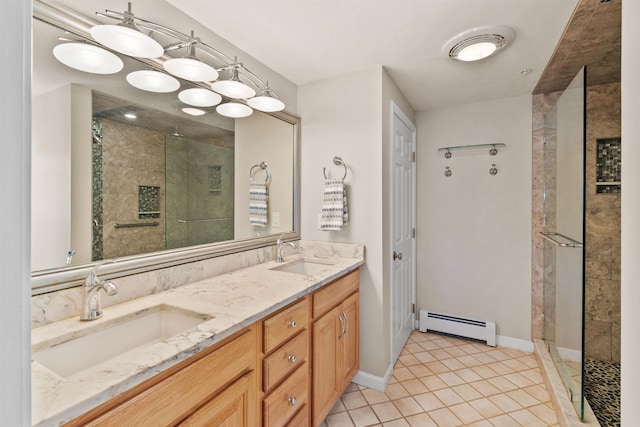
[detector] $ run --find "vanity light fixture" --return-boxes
[163,33,219,82]
[216,102,253,118]
[43,1,286,116]
[211,67,256,99]
[126,70,180,93]
[444,25,515,62]
[247,84,285,112]
[53,43,123,74]
[178,88,222,107]
[90,3,164,59]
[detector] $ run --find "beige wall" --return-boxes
[300,67,414,383]
[416,95,533,346]
[234,112,295,238]
[621,0,640,422]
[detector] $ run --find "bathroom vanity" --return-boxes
[31,243,363,427]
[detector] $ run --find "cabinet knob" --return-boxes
[393,251,403,261]
[288,320,297,328]
[288,396,297,406]
[288,354,297,364]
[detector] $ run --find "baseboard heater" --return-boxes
[419,309,496,347]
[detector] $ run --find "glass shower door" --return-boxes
[542,67,586,419]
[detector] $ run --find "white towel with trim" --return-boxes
[321,178,348,231]
[249,182,268,227]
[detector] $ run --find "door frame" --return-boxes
[389,101,417,363]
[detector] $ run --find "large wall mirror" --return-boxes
[32,0,300,294]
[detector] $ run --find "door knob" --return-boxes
[393,251,403,261]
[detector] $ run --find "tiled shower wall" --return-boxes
[100,119,166,258]
[585,82,621,362]
[531,83,621,363]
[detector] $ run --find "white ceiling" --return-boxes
[168,0,579,111]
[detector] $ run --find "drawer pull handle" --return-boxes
[288,396,297,406]
[338,313,345,340]
[288,354,297,363]
[288,320,297,328]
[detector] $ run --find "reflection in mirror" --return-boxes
[31,0,299,293]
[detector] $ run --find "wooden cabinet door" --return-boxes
[312,306,341,426]
[339,292,359,391]
[179,372,256,427]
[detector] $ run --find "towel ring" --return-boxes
[249,161,270,183]
[323,156,348,180]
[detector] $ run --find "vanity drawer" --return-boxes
[313,269,359,318]
[263,363,309,427]
[285,404,309,426]
[263,329,308,392]
[263,298,309,353]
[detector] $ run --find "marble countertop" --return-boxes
[32,248,364,426]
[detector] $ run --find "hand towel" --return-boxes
[249,182,268,227]
[320,178,348,231]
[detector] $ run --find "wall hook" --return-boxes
[489,164,498,175]
[444,149,452,159]
[489,145,498,156]
[444,166,452,177]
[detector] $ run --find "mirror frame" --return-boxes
[31,2,301,296]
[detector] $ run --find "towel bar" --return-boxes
[250,161,270,183]
[323,156,348,180]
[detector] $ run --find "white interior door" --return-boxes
[390,102,416,363]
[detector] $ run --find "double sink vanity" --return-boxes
[32,241,364,426]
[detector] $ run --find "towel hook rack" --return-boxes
[249,161,270,183]
[323,156,348,180]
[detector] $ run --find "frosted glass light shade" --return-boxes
[456,42,497,61]
[53,43,123,74]
[181,107,206,116]
[90,24,164,58]
[211,79,256,99]
[164,58,219,82]
[247,95,285,112]
[126,70,180,93]
[216,102,253,118]
[178,88,222,107]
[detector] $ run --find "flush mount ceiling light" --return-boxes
[53,43,123,74]
[90,4,164,59]
[178,88,222,107]
[211,68,256,99]
[247,85,285,112]
[444,25,515,62]
[216,102,253,118]
[126,70,180,93]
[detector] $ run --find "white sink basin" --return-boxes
[32,305,212,378]
[269,259,336,276]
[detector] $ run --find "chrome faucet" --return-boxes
[276,233,296,263]
[81,261,118,321]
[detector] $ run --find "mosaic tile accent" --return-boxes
[584,358,620,427]
[596,137,621,194]
[91,117,104,261]
[208,165,222,194]
[138,186,160,219]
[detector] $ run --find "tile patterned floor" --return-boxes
[584,359,620,427]
[321,331,559,427]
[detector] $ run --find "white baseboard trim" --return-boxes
[352,364,393,392]
[496,335,534,352]
[557,346,582,362]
